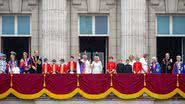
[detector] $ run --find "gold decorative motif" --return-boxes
[110,74,113,87]
[177,74,179,87]
[43,74,46,87]
[77,74,80,87]
[10,74,13,87]
[144,74,146,87]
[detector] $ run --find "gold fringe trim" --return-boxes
[0,88,185,100]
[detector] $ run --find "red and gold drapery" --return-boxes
[0,74,185,100]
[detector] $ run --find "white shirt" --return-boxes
[91,61,103,74]
[77,59,81,74]
[140,57,148,73]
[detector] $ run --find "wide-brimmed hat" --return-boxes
[0,53,6,57]
[10,51,16,56]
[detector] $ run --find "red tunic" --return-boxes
[106,62,117,73]
[60,64,68,73]
[67,61,77,71]
[51,64,60,74]
[133,62,142,74]
[42,63,52,74]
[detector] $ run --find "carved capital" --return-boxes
[178,0,185,11]
[106,0,115,5]
[28,0,37,6]
[72,0,82,5]
[150,0,160,6]
[149,0,166,12]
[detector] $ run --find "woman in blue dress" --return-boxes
[150,57,161,74]
[173,55,184,74]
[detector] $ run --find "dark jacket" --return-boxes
[123,64,132,73]
[116,63,124,73]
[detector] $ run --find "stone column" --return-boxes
[40,0,68,61]
[121,0,148,59]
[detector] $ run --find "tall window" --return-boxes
[173,16,185,34]
[157,15,185,35]
[95,16,108,34]
[1,15,31,36]
[18,16,30,35]
[157,16,170,34]
[79,15,108,36]
[80,16,92,34]
[2,16,15,34]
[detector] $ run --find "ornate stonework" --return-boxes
[149,0,165,12]
[150,0,185,13]
[0,0,38,13]
[178,0,185,11]
[72,0,116,12]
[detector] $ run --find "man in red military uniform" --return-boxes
[106,56,117,74]
[51,59,60,74]
[67,56,77,74]
[59,59,67,74]
[42,58,51,74]
[133,57,142,74]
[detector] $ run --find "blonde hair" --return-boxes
[135,56,140,61]
[176,55,181,59]
[96,56,100,60]
[151,57,157,62]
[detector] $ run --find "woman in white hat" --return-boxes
[8,51,20,74]
[91,56,103,74]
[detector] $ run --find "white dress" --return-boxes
[11,67,20,74]
[91,61,103,74]
[140,58,148,73]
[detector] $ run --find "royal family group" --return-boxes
[0,51,183,74]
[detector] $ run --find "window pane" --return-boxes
[2,16,15,34]
[80,16,92,34]
[95,16,108,34]
[173,16,185,34]
[157,16,170,34]
[18,16,30,34]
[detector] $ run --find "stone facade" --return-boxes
[0,0,185,62]
[70,0,119,59]
[148,0,185,58]
[39,0,69,60]
[0,0,39,54]
[121,0,148,60]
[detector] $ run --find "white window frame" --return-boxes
[78,15,109,37]
[0,15,32,37]
[157,15,185,37]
